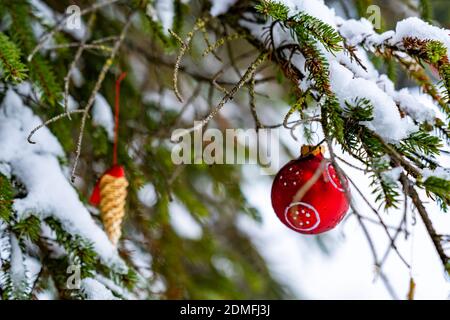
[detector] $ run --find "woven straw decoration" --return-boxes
[99,173,129,246]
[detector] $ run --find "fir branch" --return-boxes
[45,217,96,278]
[322,95,345,144]
[4,1,61,106]
[423,176,450,211]
[256,1,343,52]
[288,12,343,53]
[12,215,41,243]
[0,33,28,83]
[369,158,401,209]
[403,37,450,107]
[398,130,442,157]
[0,174,14,223]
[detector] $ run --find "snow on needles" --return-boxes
[329,62,417,142]
[241,0,427,142]
[81,278,116,300]
[0,89,126,272]
[337,16,450,56]
[392,17,450,57]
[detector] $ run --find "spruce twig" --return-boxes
[169,18,208,103]
[27,0,120,62]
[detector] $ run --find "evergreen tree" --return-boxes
[0,0,448,299]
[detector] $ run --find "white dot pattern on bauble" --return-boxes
[284,201,320,232]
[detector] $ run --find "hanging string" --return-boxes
[113,72,127,165]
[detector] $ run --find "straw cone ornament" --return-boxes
[90,165,128,246]
[90,72,128,246]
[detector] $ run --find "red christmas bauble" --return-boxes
[271,146,349,234]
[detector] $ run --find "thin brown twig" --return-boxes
[70,15,133,182]
[347,175,411,268]
[248,73,263,130]
[335,155,367,172]
[323,134,398,299]
[64,14,96,120]
[169,18,208,103]
[27,0,120,62]
[379,187,410,268]
[27,110,86,144]
[358,214,409,233]
[370,130,421,178]
[400,173,449,275]
[44,43,112,52]
[171,52,267,141]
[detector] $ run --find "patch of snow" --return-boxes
[210,0,238,16]
[71,67,84,88]
[329,62,417,142]
[95,274,134,299]
[31,0,87,41]
[35,290,56,300]
[0,163,12,178]
[377,75,436,123]
[123,239,153,280]
[66,95,79,112]
[391,17,450,57]
[338,18,375,47]
[30,0,56,25]
[81,278,116,300]
[15,82,35,98]
[143,89,182,111]
[280,0,337,27]
[381,167,403,183]
[395,88,436,123]
[337,18,395,47]
[0,223,9,264]
[211,255,237,278]
[336,49,378,79]
[422,167,450,180]
[137,183,157,208]
[9,234,29,296]
[169,201,203,240]
[155,0,174,34]
[92,93,115,141]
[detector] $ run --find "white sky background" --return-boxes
[238,146,450,300]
